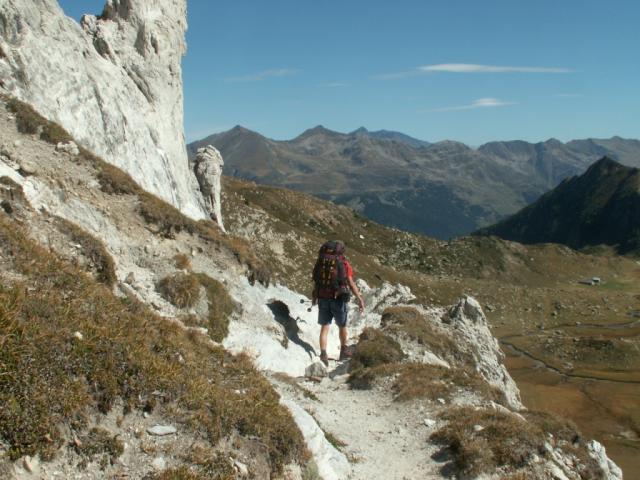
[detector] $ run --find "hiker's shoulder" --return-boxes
[343,258,354,276]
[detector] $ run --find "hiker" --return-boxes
[312,240,365,366]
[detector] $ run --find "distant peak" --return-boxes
[295,125,342,140]
[590,156,621,170]
[351,127,369,135]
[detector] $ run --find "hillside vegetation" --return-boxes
[477,157,640,255]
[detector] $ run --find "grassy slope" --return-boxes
[0,97,308,475]
[222,175,640,474]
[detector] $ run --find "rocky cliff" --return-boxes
[0,0,206,219]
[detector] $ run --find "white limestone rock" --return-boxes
[146,425,176,436]
[281,400,350,480]
[587,440,623,480]
[55,141,79,156]
[305,361,328,378]
[194,145,225,231]
[0,0,206,219]
[445,295,523,409]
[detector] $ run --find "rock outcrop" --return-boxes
[445,295,523,409]
[0,0,206,219]
[194,145,225,231]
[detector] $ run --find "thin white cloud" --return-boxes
[225,68,299,82]
[376,63,573,80]
[432,97,516,112]
[420,63,573,74]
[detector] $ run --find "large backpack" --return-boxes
[313,241,350,300]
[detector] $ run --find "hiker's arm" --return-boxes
[347,277,365,313]
[311,285,318,306]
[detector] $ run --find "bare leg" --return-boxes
[339,327,348,348]
[319,325,331,352]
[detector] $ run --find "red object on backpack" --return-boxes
[313,241,351,300]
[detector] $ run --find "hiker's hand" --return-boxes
[312,297,317,306]
[358,297,365,313]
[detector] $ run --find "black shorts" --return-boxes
[317,298,348,327]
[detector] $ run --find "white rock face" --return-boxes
[0,0,206,219]
[587,440,623,480]
[281,400,351,480]
[194,145,225,231]
[445,295,523,409]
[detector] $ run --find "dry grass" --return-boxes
[349,360,503,403]
[194,273,234,342]
[56,217,117,287]
[5,96,72,145]
[0,215,306,472]
[0,176,28,215]
[431,407,604,479]
[381,306,458,360]
[348,328,405,389]
[147,452,235,480]
[75,427,124,461]
[157,272,201,309]
[350,328,405,371]
[430,406,545,477]
[87,151,271,287]
[174,253,192,270]
[0,100,274,288]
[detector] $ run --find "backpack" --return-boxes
[313,240,350,300]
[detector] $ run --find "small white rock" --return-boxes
[305,361,328,378]
[147,425,177,436]
[423,418,436,428]
[437,398,446,405]
[234,460,249,476]
[73,331,84,341]
[473,424,484,432]
[151,457,166,470]
[22,455,39,473]
[18,160,37,175]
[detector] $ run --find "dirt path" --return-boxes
[274,362,445,480]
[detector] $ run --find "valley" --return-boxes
[222,177,640,477]
[190,126,640,240]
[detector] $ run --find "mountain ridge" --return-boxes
[476,156,640,254]
[188,125,640,239]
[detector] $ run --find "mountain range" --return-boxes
[188,126,640,239]
[477,157,640,255]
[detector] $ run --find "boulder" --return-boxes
[305,361,328,378]
[55,141,80,156]
[194,145,225,231]
[446,296,523,409]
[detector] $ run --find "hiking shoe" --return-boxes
[320,351,329,367]
[339,346,353,361]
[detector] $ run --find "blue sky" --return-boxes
[60,1,639,145]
